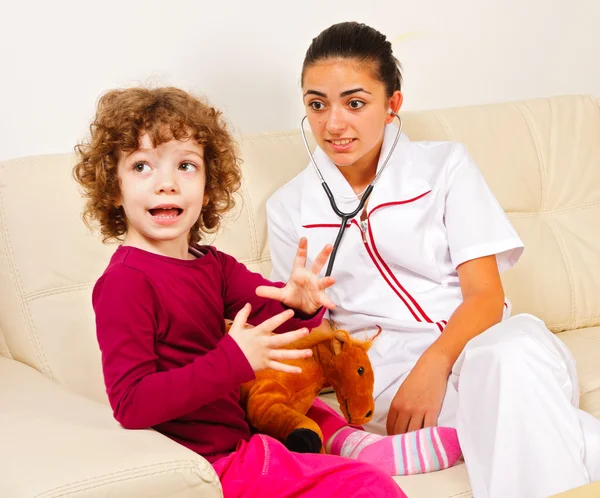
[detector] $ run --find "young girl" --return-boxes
[73,86,406,498]
[267,22,600,498]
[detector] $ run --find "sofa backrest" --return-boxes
[1,94,599,404]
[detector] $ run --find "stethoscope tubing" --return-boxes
[299,112,403,276]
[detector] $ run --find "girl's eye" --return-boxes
[309,101,325,111]
[179,162,197,172]
[133,162,150,173]
[349,100,365,110]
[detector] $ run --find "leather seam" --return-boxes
[0,174,52,376]
[433,111,455,140]
[543,214,577,326]
[241,129,305,141]
[0,323,11,358]
[239,180,260,263]
[551,317,600,332]
[32,461,221,498]
[507,201,600,217]
[25,283,94,302]
[515,102,548,212]
[24,256,275,302]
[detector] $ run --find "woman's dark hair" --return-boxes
[301,22,403,97]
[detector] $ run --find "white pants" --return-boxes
[366,314,600,498]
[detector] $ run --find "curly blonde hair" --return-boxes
[73,86,241,245]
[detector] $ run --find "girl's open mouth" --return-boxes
[148,207,183,225]
[149,207,183,218]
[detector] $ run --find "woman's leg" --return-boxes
[452,313,600,498]
[213,434,407,498]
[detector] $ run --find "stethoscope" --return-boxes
[299,110,403,277]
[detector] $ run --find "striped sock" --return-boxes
[329,426,461,476]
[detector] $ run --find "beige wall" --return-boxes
[0,0,598,161]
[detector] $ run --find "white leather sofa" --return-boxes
[1,94,599,497]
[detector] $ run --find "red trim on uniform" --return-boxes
[302,191,436,325]
[441,320,447,325]
[302,223,350,229]
[352,221,423,322]
[503,302,508,309]
[367,191,432,217]
[367,221,434,323]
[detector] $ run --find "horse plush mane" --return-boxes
[237,319,380,454]
[281,321,338,349]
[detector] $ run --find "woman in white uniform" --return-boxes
[267,21,600,498]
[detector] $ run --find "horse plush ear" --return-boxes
[331,330,349,355]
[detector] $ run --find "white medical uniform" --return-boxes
[267,124,600,498]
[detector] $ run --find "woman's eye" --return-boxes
[349,100,365,110]
[133,162,149,173]
[179,162,197,172]
[309,101,325,111]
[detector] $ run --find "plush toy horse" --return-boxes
[237,320,381,454]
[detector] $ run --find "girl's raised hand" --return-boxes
[256,238,336,315]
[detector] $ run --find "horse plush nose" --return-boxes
[341,396,375,425]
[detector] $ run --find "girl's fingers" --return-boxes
[266,327,309,347]
[317,291,336,310]
[267,361,303,374]
[255,285,285,301]
[231,303,251,328]
[290,267,308,286]
[255,309,295,333]
[292,237,308,269]
[309,244,333,274]
[268,348,312,361]
[318,276,336,290]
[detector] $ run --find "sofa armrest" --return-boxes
[0,357,222,498]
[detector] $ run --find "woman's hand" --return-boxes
[386,255,505,435]
[386,351,452,435]
[256,237,336,315]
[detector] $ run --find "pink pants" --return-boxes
[213,399,406,498]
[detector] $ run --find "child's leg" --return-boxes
[308,397,462,476]
[213,434,406,498]
[306,397,355,440]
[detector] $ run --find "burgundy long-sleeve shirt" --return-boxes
[92,245,325,462]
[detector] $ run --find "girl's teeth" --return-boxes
[332,139,352,145]
[149,208,181,218]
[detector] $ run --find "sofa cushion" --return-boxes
[394,462,471,498]
[0,357,220,498]
[0,95,599,403]
[557,326,600,418]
